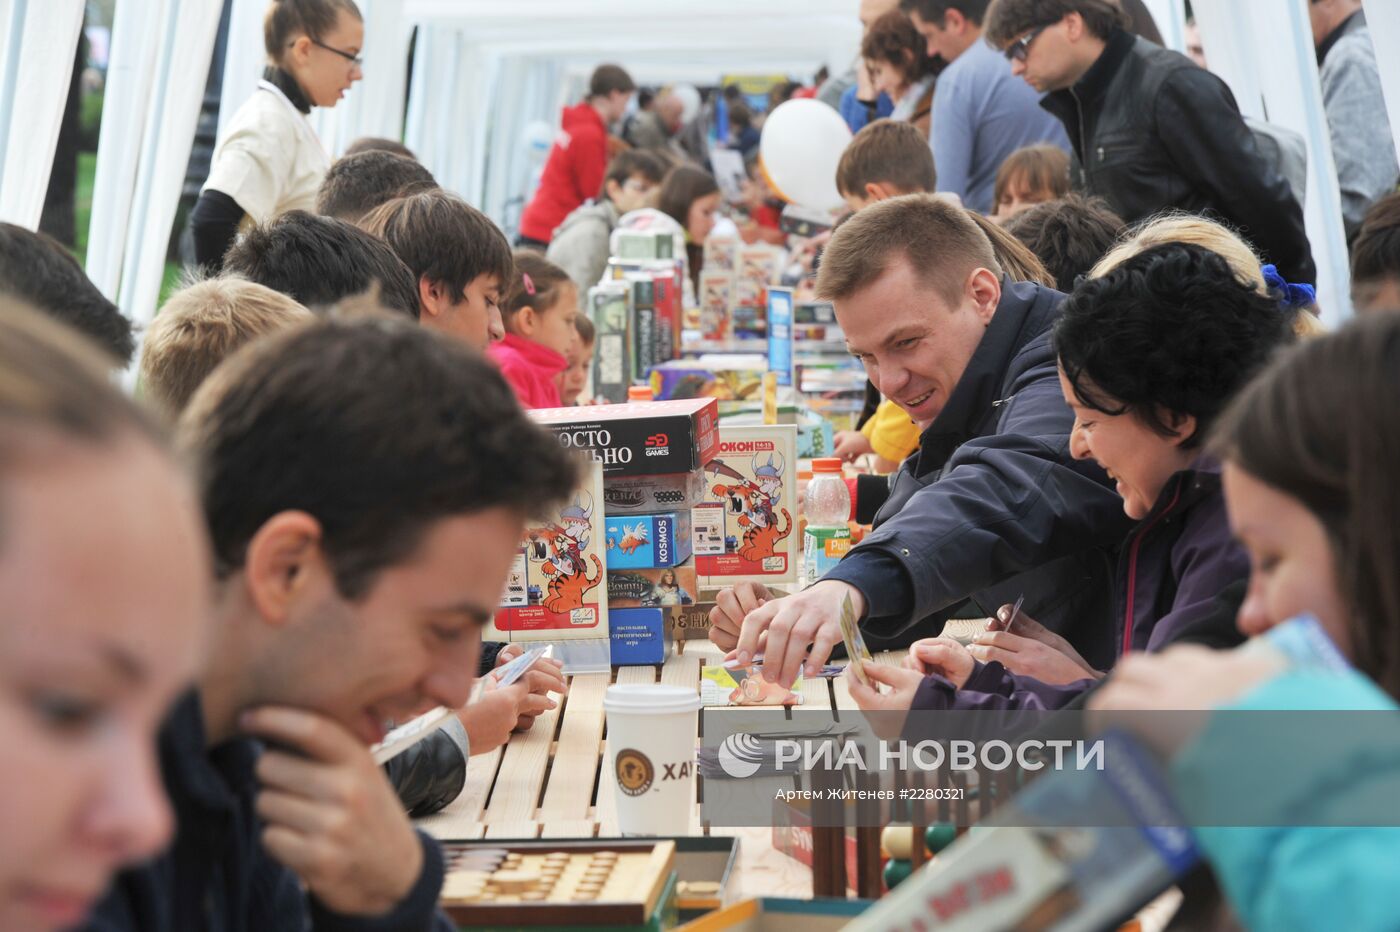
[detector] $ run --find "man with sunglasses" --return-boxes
[984,0,1316,287]
[900,1,1069,214]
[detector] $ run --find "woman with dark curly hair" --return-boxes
[861,11,939,137]
[851,241,1295,714]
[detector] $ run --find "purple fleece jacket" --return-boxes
[911,460,1248,712]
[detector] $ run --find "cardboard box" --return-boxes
[608,565,700,609]
[491,461,608,641]
[589,282,632,404]
[699,272,734,341]
[603,471,707,515]
[614,230,675,260]
[603,511,693,569]
[530,398,720,478]
[652,267,682,362]
[696,424,799,589]
[703,237,739,274]
[629,274,662,378]
[609,607,673,665]
[670,602,715,641]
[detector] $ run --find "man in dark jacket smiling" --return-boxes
[709,194,1131,686]
[983,0,1316,286]
[85,316,577,932]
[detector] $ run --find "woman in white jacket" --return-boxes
[191,0,364,269]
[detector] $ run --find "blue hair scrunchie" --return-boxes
[1261,264,1317,309]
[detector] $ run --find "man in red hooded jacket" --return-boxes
[519,64,637,247]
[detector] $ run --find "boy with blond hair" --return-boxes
[140,277,312,419]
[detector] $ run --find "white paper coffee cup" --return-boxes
[604,684,702,836]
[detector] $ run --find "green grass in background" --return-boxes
[74,151,185,309]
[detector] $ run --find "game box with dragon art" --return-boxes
[695,424,798,589]
[490,460,608,642]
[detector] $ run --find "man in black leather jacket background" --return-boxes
[984,0,1316,286]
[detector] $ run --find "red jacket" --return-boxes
[488,333,567,409]
[519,103,609,243]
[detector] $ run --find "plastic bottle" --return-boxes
[803,457,851,586]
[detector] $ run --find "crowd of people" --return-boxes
[2,0,1400,928]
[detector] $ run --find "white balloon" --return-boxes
[671,83,702,124]
[522,119,555,154]
[758,99,853,213]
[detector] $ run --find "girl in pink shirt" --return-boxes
[488,252,578,409]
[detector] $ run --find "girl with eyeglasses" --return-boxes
[190,0,365,271]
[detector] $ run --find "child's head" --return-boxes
[503,252,578,356]
[992,145,1071,222]
[602,151,666,215]
[1352,192,1400,313]
[860,11,937,101]
[264,0,364,108]
[560,315,596,405]
[656,166,722,244]
[835,119,937,212]
[141,276,313,420]
[317,150,438,223]
[360,189,513,350]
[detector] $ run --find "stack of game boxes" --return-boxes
[499,399,804,667]
[525,398,720,665]
[588,231,686,403]
[698,238,786,340]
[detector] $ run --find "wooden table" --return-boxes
[415,640,910,900]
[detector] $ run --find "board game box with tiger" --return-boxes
[490,460,608,641]
[694,424,798,589]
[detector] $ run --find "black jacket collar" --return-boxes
[262,66,312,114]
[915,279,1063,466]
[1067,28,1136,108]
[1317,9,1365,65]
[162,690,260,818]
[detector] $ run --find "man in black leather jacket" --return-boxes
[984,0,1316,286]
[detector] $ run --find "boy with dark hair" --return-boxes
[1002,192,1124,292]
[360,189,515,349]
[316,150,439,223]
[222,210,422,318]
[344,136,418,160]
[835,119,938,211]
[518,63,637,247]
[1351,191,1400,312]
[0,221,134,367]
[983,0,1316,285]
[900,0,1070,213]
[92,311,579,932]
[546,149,666,300]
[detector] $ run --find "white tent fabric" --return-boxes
[1138,0,1187,53]
[0,0,85,228]
[1194,0,1352,325]
[1364,0,1400,177]
[87,0,223,339]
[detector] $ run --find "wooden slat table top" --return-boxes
[415,641,908,900]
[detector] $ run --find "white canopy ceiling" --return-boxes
[6,0,1396,334]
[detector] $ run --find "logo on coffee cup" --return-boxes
[616,748,655,796]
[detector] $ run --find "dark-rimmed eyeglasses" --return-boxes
[1003,23,1049,63]
[306,38,363,68]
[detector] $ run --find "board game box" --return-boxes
[603,511,693,569]
[530,398,720,478]
[589,282,632,404]
[608,565,700,609]
[603,471,707,515]
[695,424,798,589]
[491,461,608,642]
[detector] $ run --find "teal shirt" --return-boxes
[1172,670,1400,930]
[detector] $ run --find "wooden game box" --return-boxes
[438,838,677,927]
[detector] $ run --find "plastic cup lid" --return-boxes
[604,683,701,713]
